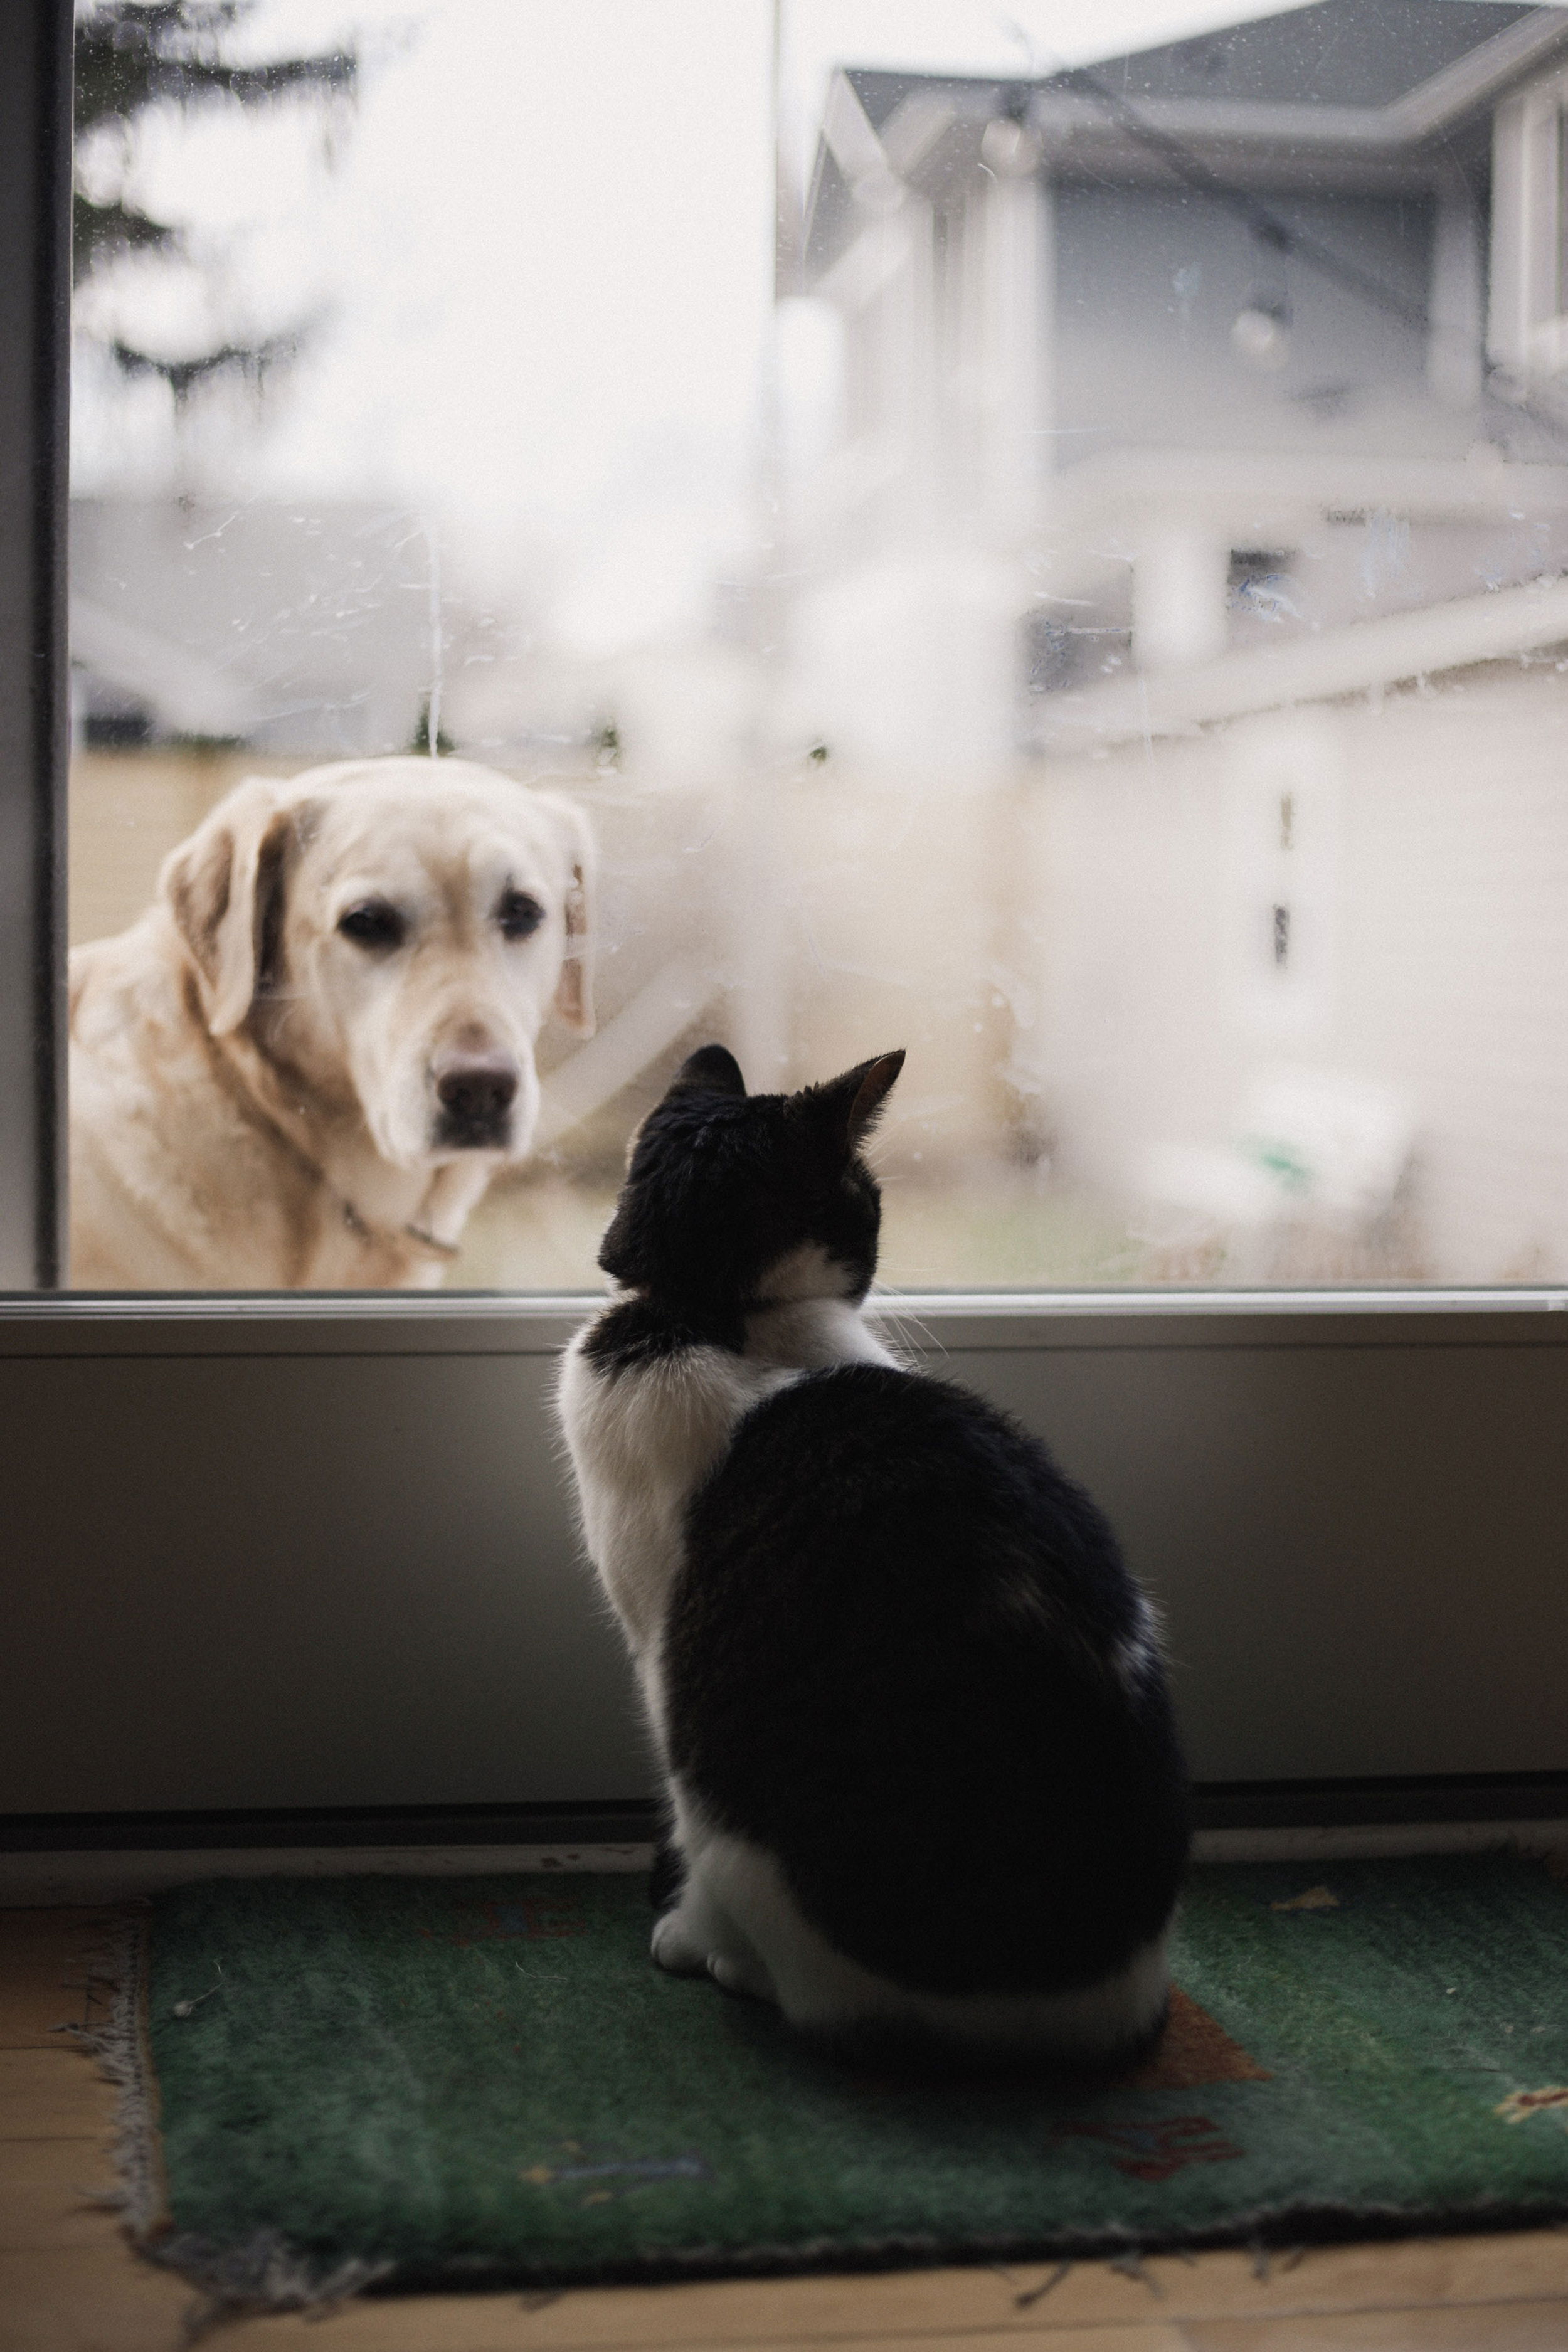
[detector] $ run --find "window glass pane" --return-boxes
[69,0,1568,1292]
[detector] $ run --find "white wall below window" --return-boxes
[1,1296,1564,1821]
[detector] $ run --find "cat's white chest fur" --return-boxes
[556,1277,896,1700]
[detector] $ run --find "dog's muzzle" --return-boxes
[433,1052,521,1150]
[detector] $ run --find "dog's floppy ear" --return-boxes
[159,776,295,1037]
[536,791,596,1037]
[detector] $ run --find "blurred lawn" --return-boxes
[450,1165,1158,1295]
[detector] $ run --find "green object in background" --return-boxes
[135,1855,1568,2296]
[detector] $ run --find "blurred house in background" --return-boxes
[72,501,442,755]
[765,0,1568,1281]
[789,0,1568,750]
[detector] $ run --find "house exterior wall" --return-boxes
[1019,661,1568,1283]
[1051,184,1447,461]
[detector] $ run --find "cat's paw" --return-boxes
[707,1950,774,2003]
[650,1909,709,1977]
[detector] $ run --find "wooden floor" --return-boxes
[4,1908,1567,2352]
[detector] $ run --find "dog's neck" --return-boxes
[209,1019,492,1271]
[320,1141,492,1266]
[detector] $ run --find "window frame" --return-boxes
[0,0,69,1291]
[6,0,1567,1843]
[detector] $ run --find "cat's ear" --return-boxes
[807,1050,905,1153]
[668,1043,747,1098]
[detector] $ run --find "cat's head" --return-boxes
[598,1045,904,1314]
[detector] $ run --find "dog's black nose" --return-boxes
[435,1056,519,1142]
[437,1059,519,1121]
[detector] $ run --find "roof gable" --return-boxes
[1050,1,1543,113]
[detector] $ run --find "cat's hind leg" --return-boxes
[649,1832,686,1917]
[708,1949,773,1999]
[650,1860,777,2003]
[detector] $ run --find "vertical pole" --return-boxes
[978,152,1047,544]
[1428,171,1484,412]
[731,0,793,1091]
[1133,530,1231,674]
[0,0,72,1286]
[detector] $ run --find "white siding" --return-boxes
[1024,661,1568,1281]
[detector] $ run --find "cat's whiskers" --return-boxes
[862,1285,940,1365]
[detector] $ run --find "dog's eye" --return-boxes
[337,899,406,950]
[496,889,544,941]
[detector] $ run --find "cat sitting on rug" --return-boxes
[557,1045,1189,2066]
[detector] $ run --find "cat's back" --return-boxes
[678,1360,1134,1656]
[664,1361,1189,1999]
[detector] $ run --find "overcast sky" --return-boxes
[72,0,1351,649]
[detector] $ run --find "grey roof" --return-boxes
[1047,1,1543,113]
[70,500,439,756]
[802,3,1568,287]
[839,0,1568,152]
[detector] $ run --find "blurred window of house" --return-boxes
[68,0,1568,1294]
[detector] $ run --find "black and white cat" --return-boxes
[557,1044,1189,2065]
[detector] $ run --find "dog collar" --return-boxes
[338,1196,462,1263]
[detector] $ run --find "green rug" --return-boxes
[115,1855,1568,2302]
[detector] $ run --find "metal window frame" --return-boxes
[0,0,70,1290]
[5,3,1567,1843]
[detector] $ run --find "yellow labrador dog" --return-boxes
[69,756,594,1288]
